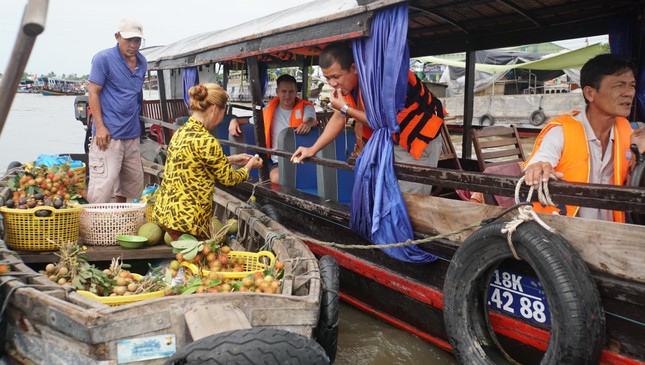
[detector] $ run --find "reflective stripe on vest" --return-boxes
[351,71,445,160]
[523,114,632,222]
[262,97,315,149]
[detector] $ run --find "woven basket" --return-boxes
[0,205,82,251]
[80,203,146,246]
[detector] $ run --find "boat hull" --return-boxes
[224,182,645,365]
[0,185,323,364]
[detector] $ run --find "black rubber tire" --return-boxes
[479,114,495,126]
[316,255,340,363]
[529,110,546,126]
[627,161,645,225]
[443,220,605,365]
[5,161,22,173]
[165,328,329,365]
[260,204,281,223]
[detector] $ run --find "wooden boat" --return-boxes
[136,0,645,364]
[0,178,333,364]
[37,77,85,96]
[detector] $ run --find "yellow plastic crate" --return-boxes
[77,274,166,306]
[183,250,275,279]
[0,205,82,251]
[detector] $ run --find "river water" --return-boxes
[0,93,457,364]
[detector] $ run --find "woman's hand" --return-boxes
[228,153,253,166]
[244,154,263,170]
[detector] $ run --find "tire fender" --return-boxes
[627,161,645,225]
[316,255,340,363]
[166,328,329,365]
[479,114,495,126]
[260,203,281,223]
[443,220,605,365]
[529,109,546,126]
[5,161,22,173]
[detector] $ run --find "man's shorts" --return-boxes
[87,138,144,203]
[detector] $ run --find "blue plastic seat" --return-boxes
[277,128,321,196]
[228,123,258,179]
[317,128,356,205]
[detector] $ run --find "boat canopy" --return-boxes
[142,0,640,71]
[416,43,607,74]
[142,0,404,70]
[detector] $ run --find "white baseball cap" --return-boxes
[117,17,144,39]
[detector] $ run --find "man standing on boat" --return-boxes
[290,43,445,194]
[523,54,645,222]
[86,17,147,203]
[229,74,316,184]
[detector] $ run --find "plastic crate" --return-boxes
[80,203,146,246]
[0,205,82,251]
[76,274,166,306]
[182,250,275,279]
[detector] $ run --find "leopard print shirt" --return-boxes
[153,117,249,237]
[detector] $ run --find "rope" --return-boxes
[501,175,557,260]
[292,202,530,251]
[260,231,285,252]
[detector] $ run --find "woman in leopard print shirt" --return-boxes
[153,83,262,240]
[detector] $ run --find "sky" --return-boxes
[0,0,313,77]
[0,0,608,78]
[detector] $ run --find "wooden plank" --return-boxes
[481,147,522,159]
[185,304,251,340]
[16,245,174,264]
[479,137,520,148]
[403,193,645,283]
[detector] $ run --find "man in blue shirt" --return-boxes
[87,17,147,203]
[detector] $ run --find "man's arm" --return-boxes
[88,82,110,151]
[228,116,248,137]
[523,127,564,185]
[294,105,317,134]
[291,111,345,162]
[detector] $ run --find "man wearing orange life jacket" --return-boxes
[523,54,645,222]
[290,43,445,195]
[229,74,316,183]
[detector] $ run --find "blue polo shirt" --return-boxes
[89,45,147,140]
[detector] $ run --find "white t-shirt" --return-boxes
[525,111,614,221]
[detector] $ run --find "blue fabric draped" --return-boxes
[349,3,437,263]
[609,16,644,121]
[182,67,199,109]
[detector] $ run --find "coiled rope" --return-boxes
[501,174,557,259]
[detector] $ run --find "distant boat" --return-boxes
[36,77,86,96]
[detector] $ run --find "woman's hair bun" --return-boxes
[189,84,208,101]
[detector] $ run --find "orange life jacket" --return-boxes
[523,114,632,222]
[262,97,315,149]
[346,71,445,160]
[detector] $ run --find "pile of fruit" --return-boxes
[2,162,86,211]
[42,241,166,297]
[167,216,284,295]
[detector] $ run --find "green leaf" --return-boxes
[182,245,200,261]
[207,279,222,287]
[181,286,198,295]
[178,234,198,241]
[26,186,35,195]
[171,240,200,250]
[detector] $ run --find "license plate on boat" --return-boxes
[117,334,176,364]
[487,269,551,326]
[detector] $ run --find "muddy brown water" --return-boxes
[1,94,457,364]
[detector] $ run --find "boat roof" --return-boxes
[142,0,641,70]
